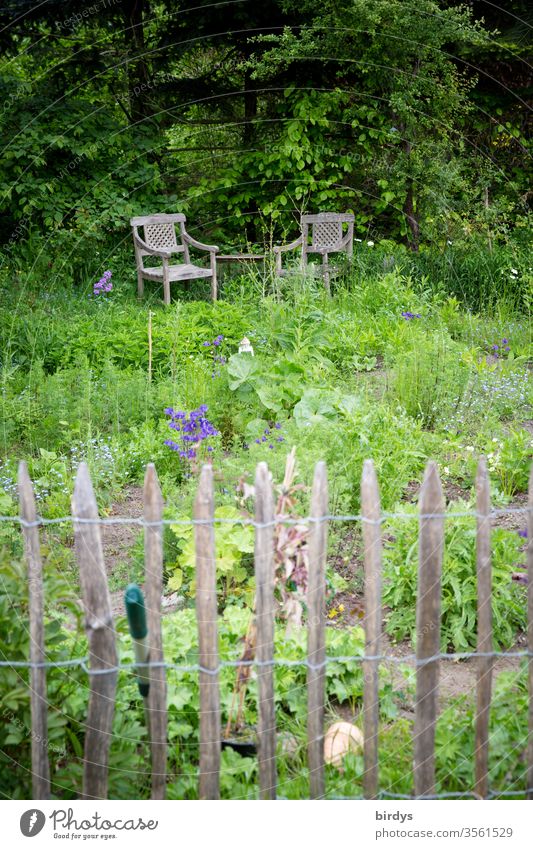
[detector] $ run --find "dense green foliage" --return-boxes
[0,0,531,265]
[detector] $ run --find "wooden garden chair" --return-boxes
[130,213,219,304]
[273,212,354,293]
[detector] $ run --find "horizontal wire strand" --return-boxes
[1,503,531,528]
[1,649,531,674]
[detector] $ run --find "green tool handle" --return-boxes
[124,584,150,697]
[132,637,150,698]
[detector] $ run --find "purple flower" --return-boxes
[274,423,282,430]
[264,428,270,435]
[164,404,219,460]
[203,341,211,347]
[268,444,274,449]
[93,270,113,295]
[401,311,421,320]
[277,436,284,442]
[254,438,261,444]
[518,528,528,539]
[502,338,508,344]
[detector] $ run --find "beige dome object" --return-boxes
[324,721,364,769]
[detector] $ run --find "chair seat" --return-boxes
[141,263,213,281]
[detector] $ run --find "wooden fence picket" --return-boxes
[474,458,493,799]
[72,462,118,801]
[18,461,50,800]
[527,465,533,800]
[414,461,444,798]
[254,462,277,799]
[194,464,221,799]
[361,459,383,800]
[143,463,167,799]
[307,461,328,800]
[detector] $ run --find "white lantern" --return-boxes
[238,336,254,356]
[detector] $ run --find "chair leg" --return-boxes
[163,273,170,305]
[137,269,144,298]
[323,253,331,296]
[210,254,217,301]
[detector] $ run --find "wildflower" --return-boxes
[93,270,113,295]
[367,240,374,247]
[274,423,282,430]
[401,311,422,320]
[518,528,528,539]
[164,405,219,460]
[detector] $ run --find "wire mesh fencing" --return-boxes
[2,455,532,800]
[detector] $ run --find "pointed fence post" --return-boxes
[307,461,328,799]
[526,465,533,799]
[72,463,118,800]
[18,461,50,800]
[414,462,444,798]
[361,460,383,800]
[194,464,220,799]
[474,458,493,799]
[144,463,167,799]
[254,462,276,799]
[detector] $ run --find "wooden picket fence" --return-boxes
[17,457,533,801]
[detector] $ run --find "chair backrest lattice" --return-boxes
[301,213,354,253]
[312,221,344,249]
[130,214,188,261]
[144,222,180,252]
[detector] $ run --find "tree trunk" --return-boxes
[122,0,151,121]
[243,67,259,243]
[404,179,420,252]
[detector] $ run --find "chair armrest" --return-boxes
[273,235,303,254]
[133,233,172,259]
[182,231,219,252]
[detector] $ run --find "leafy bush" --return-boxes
[382,501,526,651]
[389,332,469,428]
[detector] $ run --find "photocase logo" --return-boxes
[20,810,46,837]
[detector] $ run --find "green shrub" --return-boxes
[382,501,526,651]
